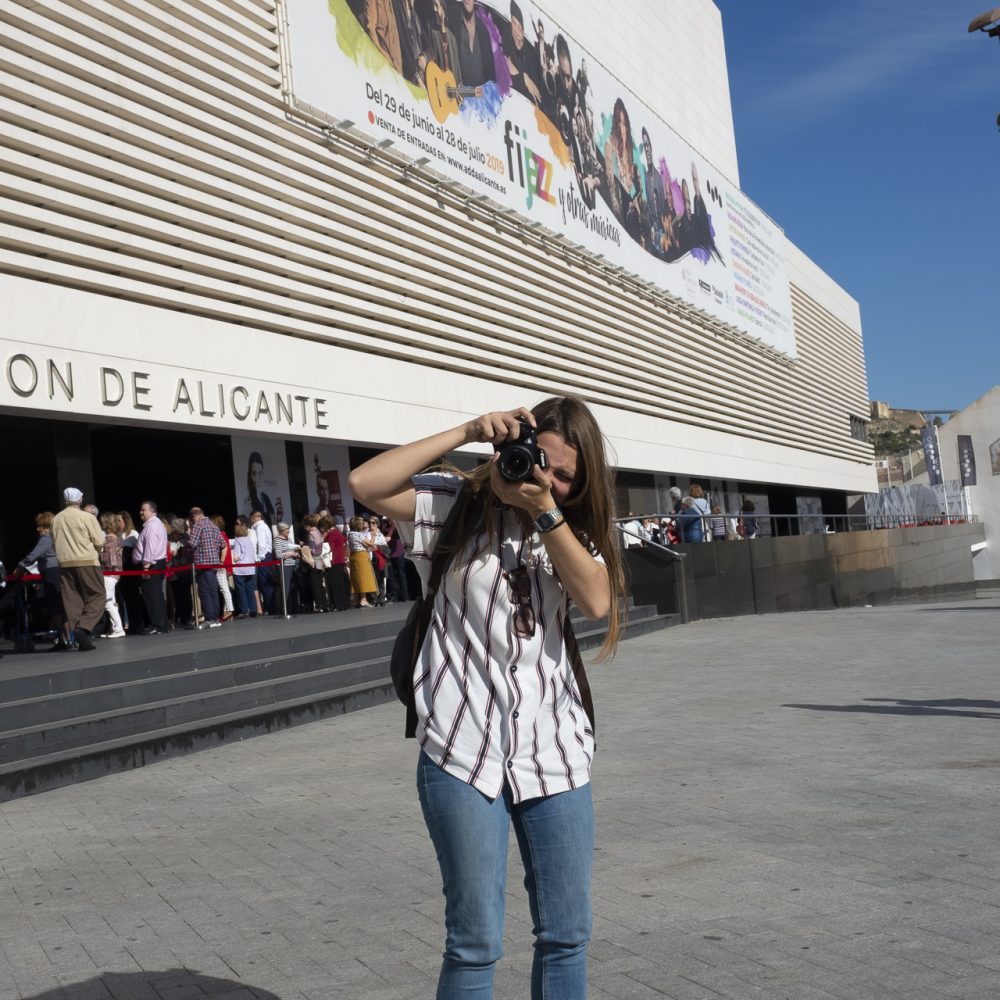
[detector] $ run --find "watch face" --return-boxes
[535,509,561,531]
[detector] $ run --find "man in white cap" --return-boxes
[50,487,106,651]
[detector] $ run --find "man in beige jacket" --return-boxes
[51,487,105,651]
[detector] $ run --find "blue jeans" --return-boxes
[256,565,274,614]
[195,569,219,623]
[416,752,593,999]
[233,574,257,616]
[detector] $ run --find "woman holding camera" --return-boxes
[349,396,625,1000]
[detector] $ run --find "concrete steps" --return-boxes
[0,602,677,800]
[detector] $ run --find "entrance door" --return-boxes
[91,426,237,525]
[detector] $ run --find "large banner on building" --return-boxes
[283,0,796,356]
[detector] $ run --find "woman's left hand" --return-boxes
[489,456,555,518]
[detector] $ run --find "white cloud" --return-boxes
[741,3,973,120]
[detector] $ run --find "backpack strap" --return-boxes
[561,614,596,740]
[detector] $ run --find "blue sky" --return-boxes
[715,0,999,414]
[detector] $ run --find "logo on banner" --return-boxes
[957,435,977,486]
[504,121,556,211]
[920,426,943,486]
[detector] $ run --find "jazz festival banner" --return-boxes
[283,0,797,356]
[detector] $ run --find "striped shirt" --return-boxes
[397,473,596,803]
[274,535,299,562]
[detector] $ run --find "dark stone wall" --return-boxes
[626,522,986,621]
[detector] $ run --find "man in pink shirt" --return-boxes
[133,499,169,633]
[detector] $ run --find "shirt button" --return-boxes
[507,761,514,770]
[511,665,518,673]
[512,710,519,719]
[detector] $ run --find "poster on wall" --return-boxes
[307,443,354,517]
[283,0,796,356]
[232,437,292,527]
[795,495,824,534]
[864,482,967,526]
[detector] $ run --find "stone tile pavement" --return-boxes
[1,600,999,999]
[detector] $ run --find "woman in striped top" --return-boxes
[349,396,625,1000]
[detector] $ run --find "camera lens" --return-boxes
[498,446,533,482]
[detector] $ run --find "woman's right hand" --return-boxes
[351,409,533,523]
[462,408,535,445]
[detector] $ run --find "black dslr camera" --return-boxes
[495,417,548,483]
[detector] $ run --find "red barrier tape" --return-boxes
[3,559,283,584]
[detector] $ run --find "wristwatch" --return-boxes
[533,507,565,534]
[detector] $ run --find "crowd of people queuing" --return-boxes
[2,478,763,652]
[619,485,760,548]
[2,487,417,652]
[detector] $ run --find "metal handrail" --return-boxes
[617,526,689,625]
[616,526,685,561]
[616,512,976,533]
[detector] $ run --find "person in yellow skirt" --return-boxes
[346,515,378,608]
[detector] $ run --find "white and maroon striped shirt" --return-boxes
[397,473,596,802]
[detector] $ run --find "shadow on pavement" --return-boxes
[920,606,1000,612]
[867,697,1000,710]
[783,698,1000,720]
[22,969,281,999]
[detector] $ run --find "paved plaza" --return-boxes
[1,600,998,1000]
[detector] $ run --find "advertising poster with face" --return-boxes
[307,444,354,517]
[283,0,796,355]
[232,437,292,528]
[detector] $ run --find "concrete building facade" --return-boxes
[0,0,875,560]
[933,387,1000,581]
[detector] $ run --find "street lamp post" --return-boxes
[968,6,1000,128]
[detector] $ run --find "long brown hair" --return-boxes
[444,396,626,660]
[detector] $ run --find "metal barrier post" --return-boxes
[278,557,292,620]
[676,557,689,625]
[14,584,35,652]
